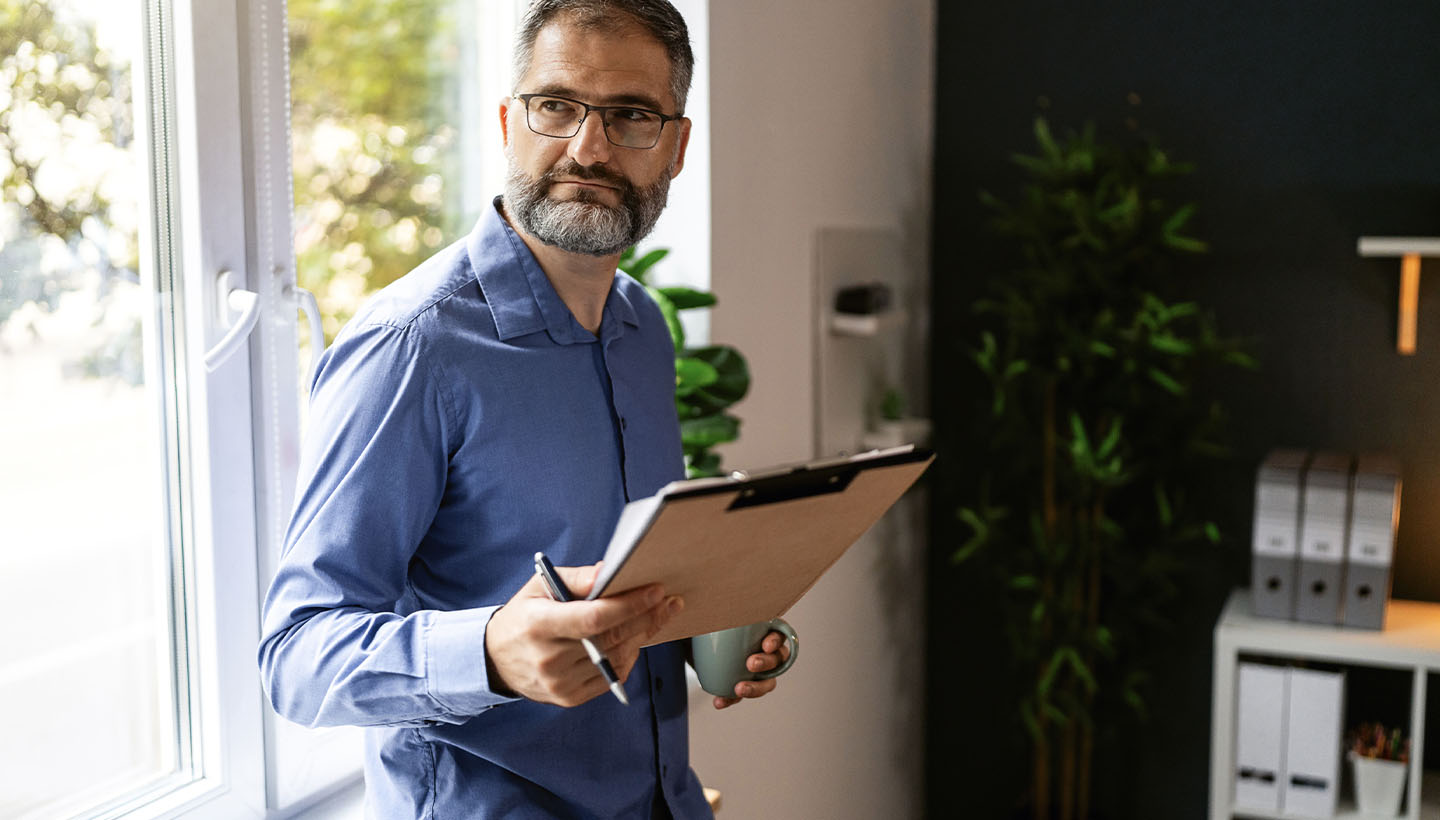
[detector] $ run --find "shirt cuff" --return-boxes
[425,605,523,716]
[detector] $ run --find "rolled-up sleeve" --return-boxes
[258,322,518,728]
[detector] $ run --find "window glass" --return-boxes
[289,0,500,344]
[0,0,185,815]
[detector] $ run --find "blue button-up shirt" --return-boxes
[259,199,711,819]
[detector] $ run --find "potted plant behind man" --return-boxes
[952,118,1255,820]
[620,246,750,478]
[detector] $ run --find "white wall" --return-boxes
[690,1,935,818]
[707,0,934,466]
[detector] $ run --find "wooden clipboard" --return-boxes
[586,445,934,646]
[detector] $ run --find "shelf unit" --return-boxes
[1211,589,1440,819]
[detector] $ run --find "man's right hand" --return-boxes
[484,563,683,707]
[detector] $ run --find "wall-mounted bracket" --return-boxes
[1357,237,1440,355]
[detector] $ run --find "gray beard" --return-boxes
[504,159,671,257]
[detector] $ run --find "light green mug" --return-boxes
[689,618,799,698]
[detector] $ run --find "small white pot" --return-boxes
[1351,752,1406,817]
[860,418,932,451]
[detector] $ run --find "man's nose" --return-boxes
[567,112,612,166]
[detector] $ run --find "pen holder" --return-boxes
[1351,752,1406,817]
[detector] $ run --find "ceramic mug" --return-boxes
[690,618,798,697]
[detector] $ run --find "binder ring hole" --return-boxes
[1266,577,1281,591]
[1312,580,1327,595]
[1358,584,1372,599]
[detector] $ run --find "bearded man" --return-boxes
[258,1,785,817]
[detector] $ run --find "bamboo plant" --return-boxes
[954,118,1255,820]
[620,246,750,478]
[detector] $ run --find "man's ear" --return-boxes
[669,117,692,179]
[499,96,514,149]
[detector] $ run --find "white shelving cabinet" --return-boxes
[1211,588,1440,820]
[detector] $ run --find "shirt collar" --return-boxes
[469,197,641,345]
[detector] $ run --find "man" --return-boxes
[258,1,788,817]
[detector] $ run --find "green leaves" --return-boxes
[646,285,686,350]
[1161,203,1207,253]
[957,117,1256,760]
[630,245,751,478]
[1039,647,1097,699]
[1146,366,1185,395]
[675,356,718,395]
[1065,412,1128,487]
[658,286,716,310]
[953,501,1008,565]
[972,331,1028,417]
[677,345,750,417]
[618,247,669,285]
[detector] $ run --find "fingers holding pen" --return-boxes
[595,594,684,651]
[592,593,684,680]
[490,560,684,706]
[535,581,664,638]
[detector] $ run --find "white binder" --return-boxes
[1235,662,1288,812]
[1251,450,1309,620]
[1281,667,1345,817]
[1343,456,1401,630]
[1297,453,1353,625]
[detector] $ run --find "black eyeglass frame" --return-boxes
[513,92,683,149]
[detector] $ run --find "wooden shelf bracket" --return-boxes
[1357,237,1440,355]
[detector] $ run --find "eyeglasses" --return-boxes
[513,93,681,149]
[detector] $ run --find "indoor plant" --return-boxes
[952,118,1255,820]
[619,246,750,478]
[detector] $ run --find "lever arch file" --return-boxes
[1252,450,1309,620]
[1235,662,1288,812]
[1343,456,1401,630]
[1297,453,1353,625]
[1281,667,1344,817]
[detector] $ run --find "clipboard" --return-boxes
[586,444,934,646]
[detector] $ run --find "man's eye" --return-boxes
[613,108,655,123]
[537,99,576,115]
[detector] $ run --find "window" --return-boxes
[1,0,268,815]
[0,1,188,814]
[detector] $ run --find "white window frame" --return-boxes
[240,0,366,803]
[129,0,268,815]
[89,0,317,815]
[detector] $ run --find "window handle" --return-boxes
[204,269,262,372]
[291,285,324,383]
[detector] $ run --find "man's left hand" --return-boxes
[712,629,791,710]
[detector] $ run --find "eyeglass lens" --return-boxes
[525,95,665,148]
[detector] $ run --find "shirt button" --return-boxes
[655,676,664,691]
[620,417,628,430]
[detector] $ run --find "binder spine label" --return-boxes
[1346,486,1397,566]
[1299,486,1347,563]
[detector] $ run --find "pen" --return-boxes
[533,552,629,706]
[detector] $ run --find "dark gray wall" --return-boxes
[927,3,1440,817]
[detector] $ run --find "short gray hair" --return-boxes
[512,0,694,114]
